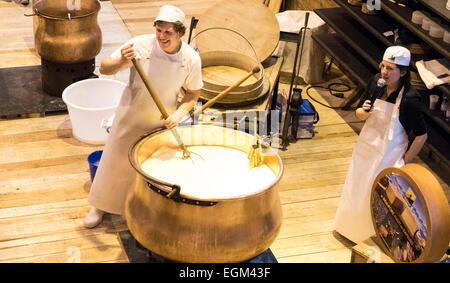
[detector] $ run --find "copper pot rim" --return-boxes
[33,0,101,20]
[128,125,284,202]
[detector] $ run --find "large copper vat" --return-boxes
[125,125,283,263]
[32,0,102,63]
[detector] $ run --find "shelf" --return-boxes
[418,0,450,23]
[315,1,449,163]
[380,0,450,58]
[311,32,377,88]
[315,7,386,70]
[334,0,396,47]
[422,111,450,161]
[336,1,450,99]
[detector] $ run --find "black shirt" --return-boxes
[358,74,427,136]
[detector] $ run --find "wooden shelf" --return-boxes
[335,1,450,99]
[334,0,396,47]
[419,0,450,23]
[315,7,386,70]
[378,1,450,99]
[311,32,377,88]
[380,0,450,59]
[314,3,449,163]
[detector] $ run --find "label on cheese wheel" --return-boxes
[371,172,427,262]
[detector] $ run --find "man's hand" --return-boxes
[120,43,136,61]
[162,109,188,130]
[99,43,135,75]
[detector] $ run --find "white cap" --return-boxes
[155,5,186,26]
[383,46,411,66]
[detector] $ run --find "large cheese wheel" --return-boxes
[370,164,450,263]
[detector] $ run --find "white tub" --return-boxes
[62,78,126,144]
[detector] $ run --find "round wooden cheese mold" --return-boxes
[200,77,270,107]
[370,164,450,263]
[198,50,268,106]
[200,51,264,93]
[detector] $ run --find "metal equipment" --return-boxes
[280,12,310,150]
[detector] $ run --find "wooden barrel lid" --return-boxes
[194,0,280,63]
[370,164,450,263]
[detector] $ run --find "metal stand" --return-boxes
[280,12,310,151]
[118,230,278,263]
[187,17,199,45]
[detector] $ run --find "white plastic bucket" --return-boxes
[62,78,126,144]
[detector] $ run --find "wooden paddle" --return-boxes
[131,58,191,159]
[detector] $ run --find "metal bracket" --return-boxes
[280,12,310,150]
[187,17,199,45]
[147,182,218,207]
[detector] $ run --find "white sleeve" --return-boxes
[109,35,152,60]
[109,40,131,60]
[184,53,204,91]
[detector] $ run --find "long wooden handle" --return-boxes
[131,58,189,155]
[131,58,170,119]
[192,66,261,116]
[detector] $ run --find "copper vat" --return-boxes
[32,0,102,63]
[125,125,283,263]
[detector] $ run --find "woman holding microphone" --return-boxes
[334,46,428,244]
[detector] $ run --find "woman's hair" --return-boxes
[153,20,186,36]
[397,64,411,93]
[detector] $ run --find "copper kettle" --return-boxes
[28,0,102,63]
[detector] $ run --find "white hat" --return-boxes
[383,46,411,66]
[155,5,186,26]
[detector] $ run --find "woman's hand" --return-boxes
[362,100,372,112]
[355,100,372,121]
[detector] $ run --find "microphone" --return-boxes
[365,78,386,112]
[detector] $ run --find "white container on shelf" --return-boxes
[422,17,440,31]
[429,23,445,38]
[411,11,429,25]
[444,30,450,44]
[429,94,439,110]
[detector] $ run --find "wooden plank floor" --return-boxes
[0,0,448,263]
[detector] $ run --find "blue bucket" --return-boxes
[87,150,103,182]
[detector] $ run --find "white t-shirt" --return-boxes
[110,34,203,91]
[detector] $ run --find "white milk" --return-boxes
[140,145,277,199]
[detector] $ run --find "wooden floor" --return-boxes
[0,0,448,263]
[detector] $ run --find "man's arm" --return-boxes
[99,43,134,75]
[164,89,201,129]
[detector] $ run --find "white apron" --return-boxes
[88,42,189,215]
[334,87,408,244]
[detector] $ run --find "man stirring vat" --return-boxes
[84,5,203,228]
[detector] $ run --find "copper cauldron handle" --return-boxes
[166,184,181,199]
[146,182,218,206]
